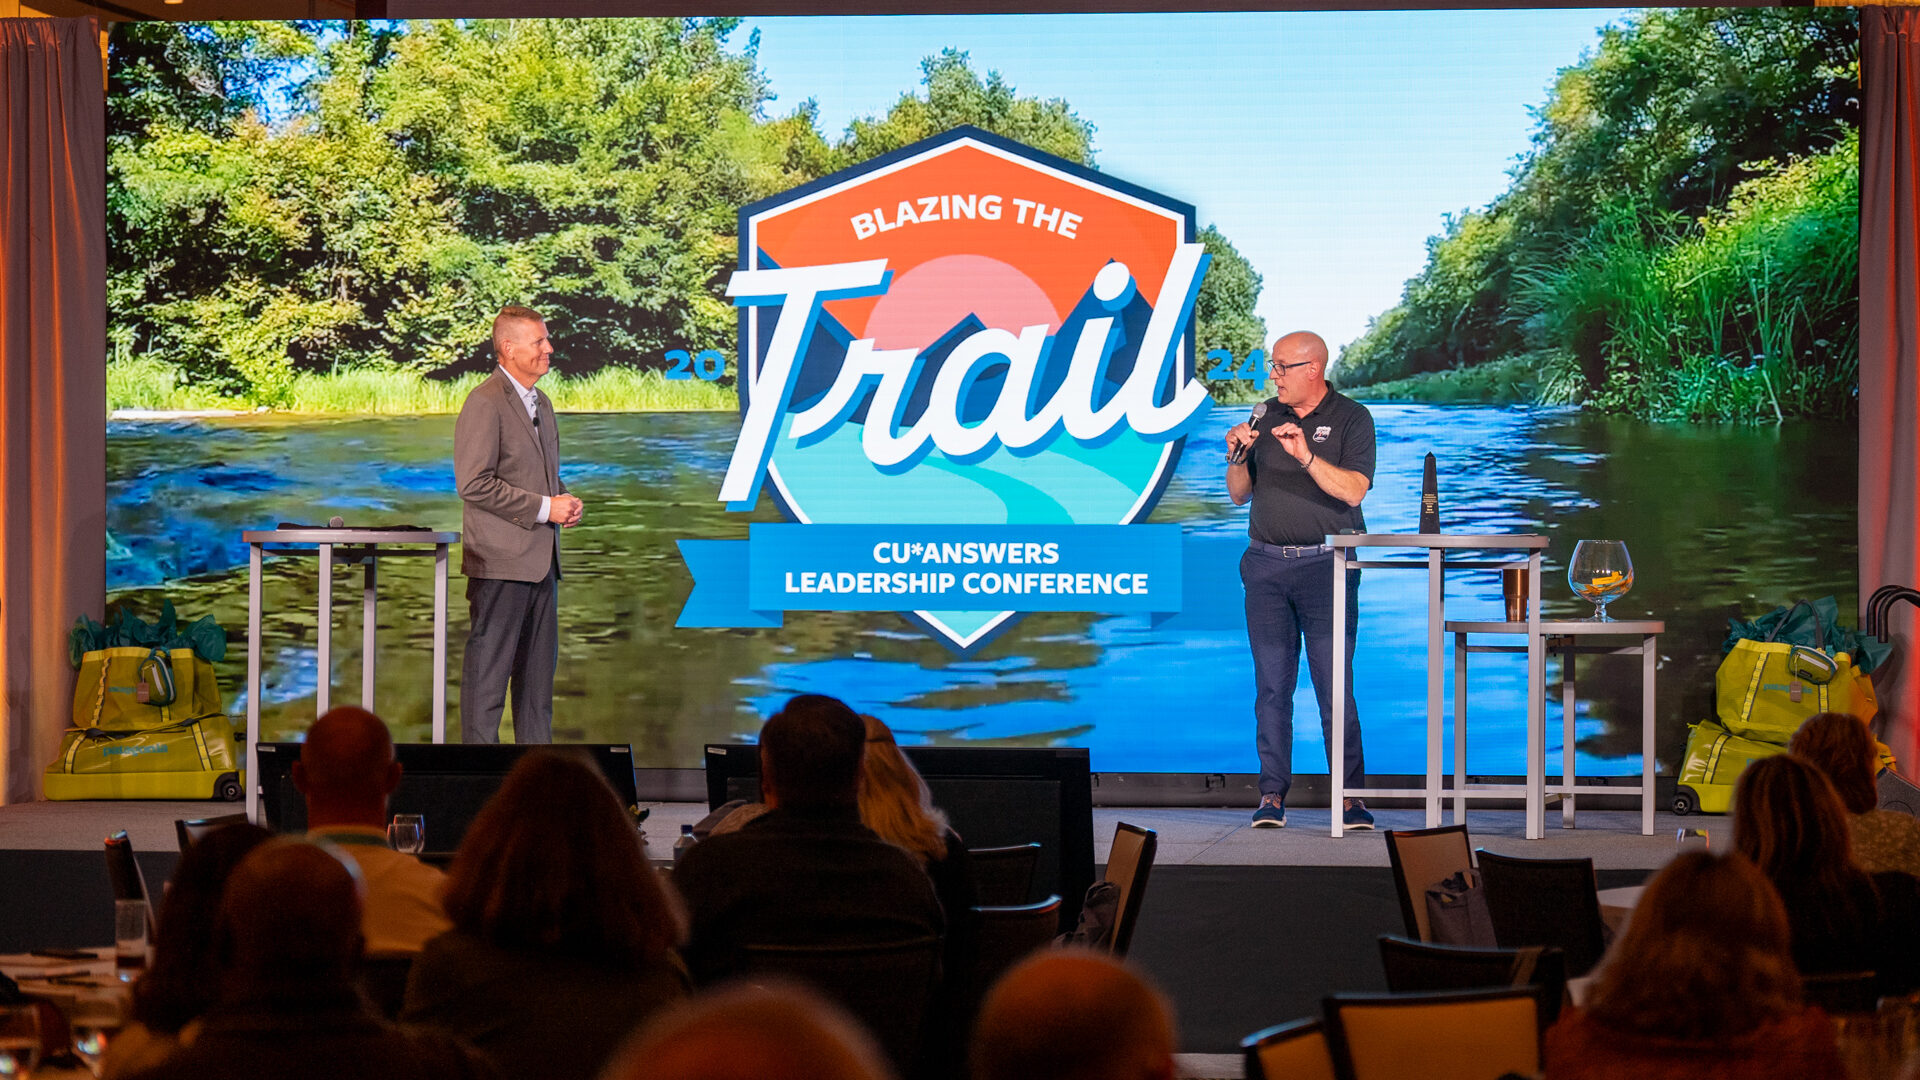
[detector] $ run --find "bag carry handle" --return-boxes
[1763,600,1826,652]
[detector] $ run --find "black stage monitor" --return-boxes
[255,742,639,857]
[704,743,1094,926]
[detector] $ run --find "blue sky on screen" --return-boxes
[741,9,1634,357]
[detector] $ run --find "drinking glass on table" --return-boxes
[1569,539,1634,622]
[112,900,148,982]
[67,995,123,1078]
[0,1004,42,1079]
[387,813,425,855]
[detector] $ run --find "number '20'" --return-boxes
[665,350,727,381]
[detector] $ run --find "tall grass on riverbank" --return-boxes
[108,360,738,414]
[1348,352,1585,406]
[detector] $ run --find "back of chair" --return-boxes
[358,953,415,1020]
[1803,970,1879,1015]
[972,896,1062,1002]
[970,843,1042,906]
[1324,987,1541,1080]
[174,813,252,853]
[1243,1017,1337,1080]
[1376,935,1566,1025]
[1384,825,1473,942]
[1474,849,1606,977]
[740,936,941,1072]
[1104,823,1157,957]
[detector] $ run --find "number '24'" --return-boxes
[1204,348,1266,385]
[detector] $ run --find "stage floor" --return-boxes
[0,797,1713,867]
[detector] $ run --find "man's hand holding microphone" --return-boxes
[1226,402,1268,465]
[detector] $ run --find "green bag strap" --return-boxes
[1738,641,1771,723]
[61,728,86,774]
[1764,600,1825,652]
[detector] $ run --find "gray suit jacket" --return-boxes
[454,369,565,582]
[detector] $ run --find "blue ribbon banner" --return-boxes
[678,525,1254,631]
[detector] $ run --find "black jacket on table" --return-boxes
[672,804,945,985]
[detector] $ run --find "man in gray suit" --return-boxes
[454,306,582,744]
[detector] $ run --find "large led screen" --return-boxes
[105,9,1861,777]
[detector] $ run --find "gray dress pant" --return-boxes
[459,564,556,744]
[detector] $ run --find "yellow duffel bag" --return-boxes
[45,646,242,801]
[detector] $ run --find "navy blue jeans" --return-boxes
[1241,545,1365,801]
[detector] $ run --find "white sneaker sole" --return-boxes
[1250,817,1286,829]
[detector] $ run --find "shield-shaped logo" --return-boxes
[720,127,1210,651]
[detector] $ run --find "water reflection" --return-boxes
[105,404,1856,775]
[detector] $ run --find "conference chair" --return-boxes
[1322,986,1542,1080]
[740,936,941,1073]
[1375,935,1566,1025]
[971,895,1062,1002]
[969,842,1042,906]
[1474,849,1606,977]
[1242,1017,1336,1080]
[174,813,251,852]
[1803,970,1879,1015]
[1383,825,1474,942]
[1105,822,1158,957]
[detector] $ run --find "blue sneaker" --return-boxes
[1251,795,1286,829]
[1343,798,1375,830]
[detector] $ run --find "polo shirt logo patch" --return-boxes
[1313,426,1332,442]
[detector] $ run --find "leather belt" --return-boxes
[1248,540,1334,558]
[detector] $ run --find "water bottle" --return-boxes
[1419,452,1440,534]
[672,824,696,864]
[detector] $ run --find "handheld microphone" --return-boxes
[1227,402,1267,464]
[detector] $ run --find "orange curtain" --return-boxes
[0,17,104,803]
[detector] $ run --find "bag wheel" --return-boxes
[215,772,242,802]
[1672,788,1697,816]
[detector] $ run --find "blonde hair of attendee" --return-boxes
[859,714,950,863]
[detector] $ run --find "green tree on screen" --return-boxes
[108,23,1268,407]
[1335,7,1859,421]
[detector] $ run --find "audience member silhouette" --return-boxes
[125,839,497,1080]
[1733,753,1920,993]
[970,949,1176,1080]
[1791,710,1920,876]
[402,749,689,1080]
[101,822,271,1079]
[294,706,451,953]
[673,693,943,984]
[598,981,895,1080]
[1542,850,1842,1079]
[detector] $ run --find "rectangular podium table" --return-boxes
[1446,619,1663,835]
[241,528,460,822]
[1328,534,1550,838]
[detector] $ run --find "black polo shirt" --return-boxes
[1245,389,1376,546]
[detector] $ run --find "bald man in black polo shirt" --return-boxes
[1225,331,1375,831]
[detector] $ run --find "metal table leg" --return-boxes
[246,544,263,824]
[433,543,449,744]
[1643,633,1658,835]
[362,555,378,709]
[1425,548,1443,828]
[1331,544,1348,838]
[316,544,333,716]
[1453,630,1468,825]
